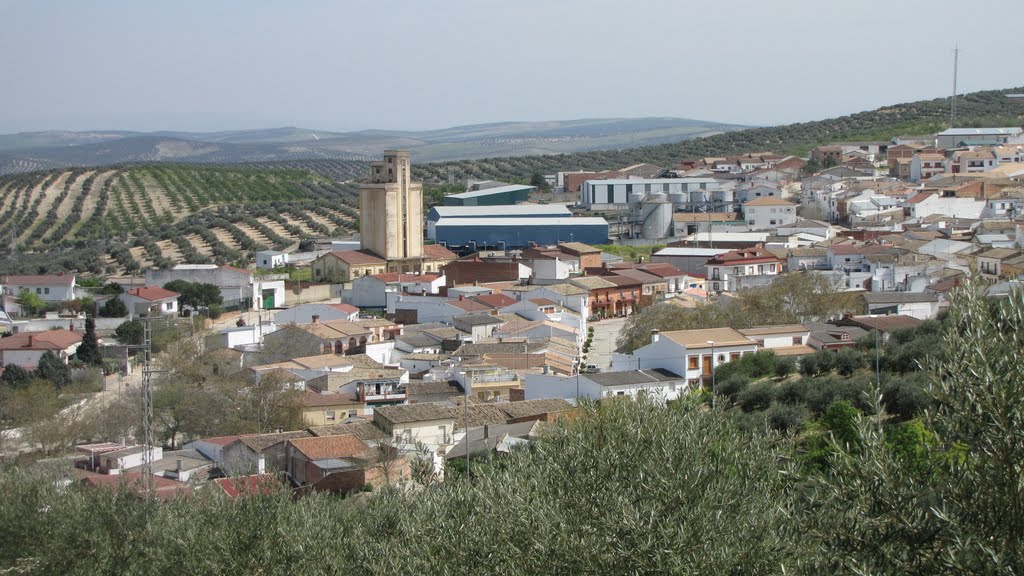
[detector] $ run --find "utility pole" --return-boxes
[950,45,959,128]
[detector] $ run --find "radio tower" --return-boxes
[950,45,959,128]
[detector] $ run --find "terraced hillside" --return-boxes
[0,165,359,276]
[269,87,1024,185]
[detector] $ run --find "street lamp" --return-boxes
[707,340,716,408]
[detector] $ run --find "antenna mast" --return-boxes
[950,45,959,128]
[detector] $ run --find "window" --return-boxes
[36,288,41,294]
[44,288,50,295]
[348,411,358,418]
[616,391,625,396]
[792,336,802,345]
[770,264,777,272]
[165,302,174,310]
[325,410,336,421]
[688,356,699,369]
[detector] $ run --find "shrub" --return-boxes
[835,348,866,376]
[737,381,776,413]
[715,373,750,404]
[765,402,808,434]
[882,374,934,421]
[775,357,797,378]
[820,400,861,449]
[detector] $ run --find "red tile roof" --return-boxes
[743,197,797,206]
[706,247,780,266]
[905,192,932,204]
[448,298,493,312]
[81,471,191,500]
[288,434,370,461]
[215,474,280,499]
[422,244,458,261]
[328,250,386,265]
[126,286,179,301]
[328,303,360,314]
[471,293,518,309]
[0,329,82,351]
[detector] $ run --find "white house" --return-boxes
[903,191,985,220]
[274,303,360,325]
[373,404,457,445]
[524,369,688,402]
[0,329,83,368]
[350,273,444,308]
[742,197,798,229]
[256,250,289,269]
[205,322,277,350]
[145,265,285,310]
[705,247,782,293]
[1,274,76,303]
[119,286,179,318]
[611,327,758,390]
[862,292,941,320]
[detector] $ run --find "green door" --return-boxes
[262,289,275,309]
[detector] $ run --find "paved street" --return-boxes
[586,317,627,370]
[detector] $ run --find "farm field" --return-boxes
[0,164,359,276]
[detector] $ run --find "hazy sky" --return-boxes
[3,0,1023,134]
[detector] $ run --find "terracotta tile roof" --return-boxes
[558,242,600,255]
[126,286,179,301]
[288,434,370,461]
[0,329,82,351]
[471,293,518,309]
[841,315,923,332]
[237,430,313,452]
[327,250,386,266]
[81,471,191,500]
[328,303,360,314]
[216,474,280,499]
[1,274,75,286]
[197,434,258,447]
[301,391,361,408]
[448,298,493,313]
[497,398,574,420]
[307,421,388,440]
[569,276,618,290]
[706,246,780,266]
[422,243,458,261]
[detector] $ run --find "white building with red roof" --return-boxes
[741,197,798,229]
[705,246,781,293]
[119,286,180,318]
[0,329,83,368]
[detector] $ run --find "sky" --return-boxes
[2,0,1023,134]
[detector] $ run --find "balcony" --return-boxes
[361,392,407,403]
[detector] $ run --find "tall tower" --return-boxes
[359,150,423,267]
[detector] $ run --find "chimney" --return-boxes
[542,364,550,374]
[69,320,74,332]
[27,335,33,348]
[118,436,126,446]
[311,315,320,324]
[458,294,464,301]
[651,329,660,344]
[483,424,490,439]
[176,459,183,472]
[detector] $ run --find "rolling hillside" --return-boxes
[0,117,744,175]
[0,165,359,276]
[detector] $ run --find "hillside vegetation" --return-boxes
[0,164,359,275]
[1,281,1022,574]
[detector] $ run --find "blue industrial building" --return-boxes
[434,217,609,248]
[426,204,572,240]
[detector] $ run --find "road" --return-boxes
[586,317,627,370]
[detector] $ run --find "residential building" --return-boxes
[255,250,289,269]
[612,327,758,390]
[862,292,941,320]
[742,197,798,229]
[0,274,76,303]
[705,246,781,292]
[145,264,285,310]
[909,153,947,182]
[312,250,387,282]
[274,303,360,325]
[977,248,1022,280]
[350,273,444,308]
[285,434,376,487]
[221,430,313,476]
[0,329,82,368]
[524,368,688,402]
[119,286,179,318]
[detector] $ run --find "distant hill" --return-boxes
[0,117,745,175]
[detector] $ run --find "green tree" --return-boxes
[76,316,103,366]
[98,297,127,318]
[529,173,550,192]
[35,351,71,389]
[0,364,31,390]
[16,289,43,317]
[113,319,144,346]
